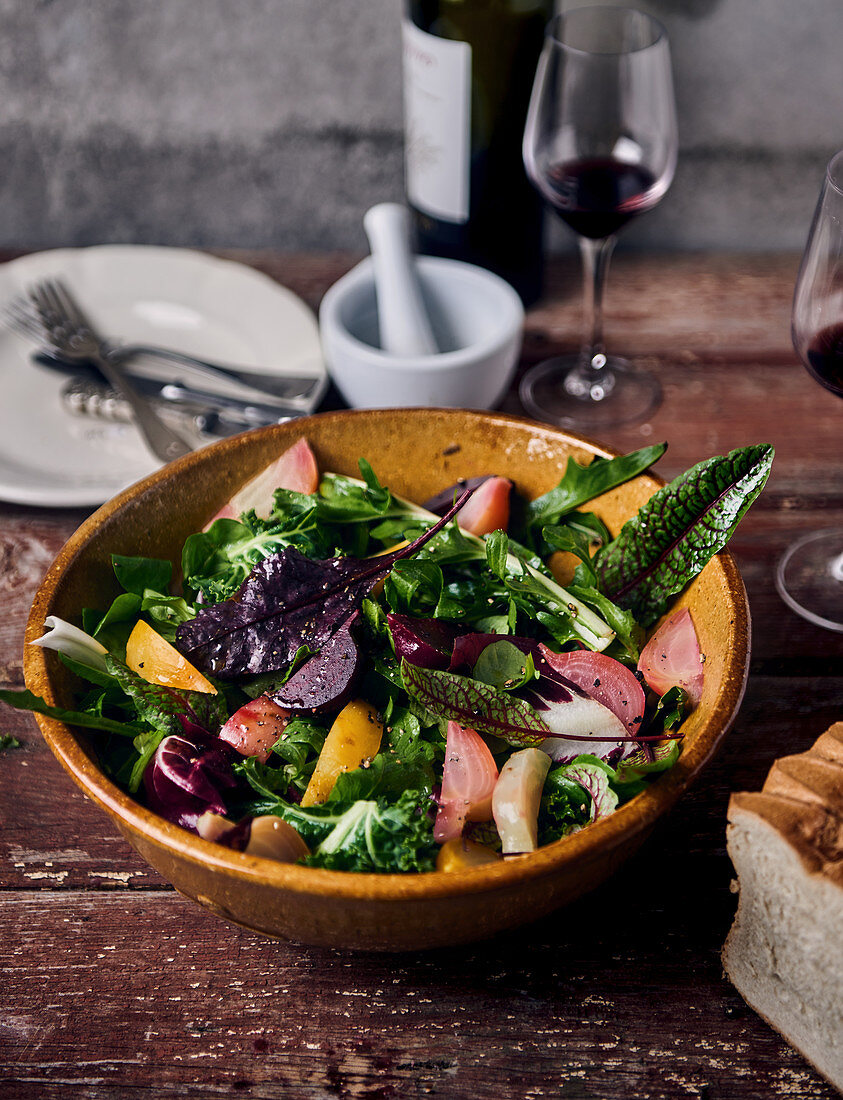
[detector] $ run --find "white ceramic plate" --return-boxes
[0,245,326,507]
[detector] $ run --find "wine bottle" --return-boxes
[402,0,552,306]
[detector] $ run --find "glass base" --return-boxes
[775,528,843,632]
[519,353,661,430]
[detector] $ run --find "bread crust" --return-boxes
[723,722,843,1092]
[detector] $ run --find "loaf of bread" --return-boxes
[723,722,843,1092]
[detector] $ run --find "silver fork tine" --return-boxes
[50,277,98,333]
[28,279,62,324]
[1,299,45,342]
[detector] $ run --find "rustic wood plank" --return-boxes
[212,250,802,363]
[1,834,836,1100]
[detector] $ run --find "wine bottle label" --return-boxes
[402,19,471,225]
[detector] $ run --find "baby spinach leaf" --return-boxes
[596,444,774,626]
[472,640,537,692]
[112,554,172,597]
[526,444,667,532]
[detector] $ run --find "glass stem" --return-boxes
[579,234,617,370]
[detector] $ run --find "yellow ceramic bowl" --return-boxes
[24,409,750,951]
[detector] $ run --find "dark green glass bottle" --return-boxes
[403,0,552,306]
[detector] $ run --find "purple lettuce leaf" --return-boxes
[175,489,473,682]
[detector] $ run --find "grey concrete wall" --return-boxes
[1,0,841,255]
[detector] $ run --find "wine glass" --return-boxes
[775,149,843,632]
[520,6,677,429]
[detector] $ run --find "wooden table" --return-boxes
[2,252,841,1100]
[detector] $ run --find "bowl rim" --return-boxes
[24,408,751,904]
[319,256,525,373]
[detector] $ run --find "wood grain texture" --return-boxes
[1,251,841,1099]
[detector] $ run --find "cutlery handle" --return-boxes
[118,344,324,403]
[363,203,439,357]
[92,350,193,462]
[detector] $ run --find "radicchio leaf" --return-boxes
[143,726,239,832]
[595,444,774,627]
[556,761,618,822]
[175,490,474,683]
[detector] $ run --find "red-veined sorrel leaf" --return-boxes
[401,659,549,748]
[596,444,773,627]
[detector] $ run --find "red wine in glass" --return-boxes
[776,149,843,631]
[542,157,659,240]
[520,7,677,430]
[806,322,843,397]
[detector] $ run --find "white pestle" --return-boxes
[362,203,439,357]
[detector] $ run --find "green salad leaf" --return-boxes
[401,659,548,747]
[267,789,438,873]
[596,444,774,626]
[524,444,667,534]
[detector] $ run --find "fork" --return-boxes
[3,281,322,405]
[17,278,194,463]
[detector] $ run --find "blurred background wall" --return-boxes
[1,0,841,256]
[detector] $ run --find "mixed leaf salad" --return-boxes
[2,437,774,875]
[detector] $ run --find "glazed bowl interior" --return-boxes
[24,409,750,951]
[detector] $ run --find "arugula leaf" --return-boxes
[0,687,144,737]
[525,444,667,532]
[127,727,167,793]
[615,738,681,790]
[484,531,616,651]
[596,444,774,626]
[0,734,21,752]
[233,716,328,806]
[401,659,548,747]
[649,686,688,734]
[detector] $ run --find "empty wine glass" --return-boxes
[775,149,843,632]
[520,5,677,429]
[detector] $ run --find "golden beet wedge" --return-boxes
[301,699,383,807]
[125,620,217,695]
